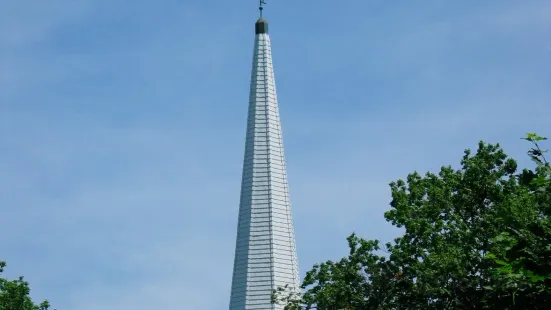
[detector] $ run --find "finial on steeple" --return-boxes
[259,0,266,17]
[255,0,269,34]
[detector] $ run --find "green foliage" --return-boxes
[483,133,551,306]
[0,261,54,310]
[275,133,551,309]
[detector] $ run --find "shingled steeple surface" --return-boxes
[229,17,300,310]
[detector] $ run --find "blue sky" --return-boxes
[1,0,550,308]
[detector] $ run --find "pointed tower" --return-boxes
[229,11,300,310]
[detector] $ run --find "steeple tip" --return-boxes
[255,17,269,34]
[255,0,268,34]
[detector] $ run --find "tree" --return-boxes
[0,261,54,310]
[275,133,551,309]
[484,133,551,307]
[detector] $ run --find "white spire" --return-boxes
[229,18,300,310]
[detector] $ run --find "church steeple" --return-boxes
[229,6,300,310]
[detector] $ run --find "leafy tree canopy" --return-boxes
[0,261,54,310]
[276,133,551,310]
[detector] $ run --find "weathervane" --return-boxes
[259,0,266,17]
